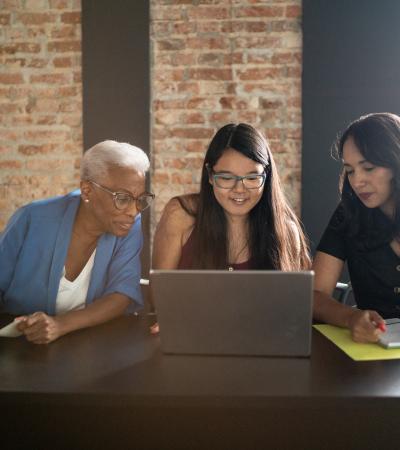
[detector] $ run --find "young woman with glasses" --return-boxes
[0,140,154,344]
[153,123,310,273]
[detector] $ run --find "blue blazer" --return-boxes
[0,191,143,315]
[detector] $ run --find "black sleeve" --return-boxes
[316,205,347,261]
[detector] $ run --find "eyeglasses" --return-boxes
[89,181,155,211]
[211,172,266,189]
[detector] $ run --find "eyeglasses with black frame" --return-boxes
[89,181,155,211]
[211,172,266,189]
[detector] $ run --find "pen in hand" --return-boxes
[374,321,386,333]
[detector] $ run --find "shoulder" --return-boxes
[23,190,80,218]
[156,195,196,242]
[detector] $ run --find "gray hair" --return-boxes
[80,140,150,181]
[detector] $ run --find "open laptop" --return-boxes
[150,270,314,357]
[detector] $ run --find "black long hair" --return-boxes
[333,112,400,241]
[179,123,310,270]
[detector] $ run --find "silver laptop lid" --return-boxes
[150,270,314,357]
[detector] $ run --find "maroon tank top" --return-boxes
[178,230,252,270]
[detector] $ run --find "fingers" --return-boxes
[20,312,56,344]
[150,322,160,335]
[350,310,384,343]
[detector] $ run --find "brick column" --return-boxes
[0,0,82,230]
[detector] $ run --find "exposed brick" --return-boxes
[47,40,81,52]
[234,6,284,18]
[186,37,226,49]
[286,5,302,18]
[171,127,213,139]
[0,14,11,25]
[30,73,71,84]
[0,73,24,83]
[0,160,23,169]
[186,6,229,20]
[51,25,77,39]
[17,13,56,25]
[61,11,81,24]
[53,56,72,67]
[18,144,58,155]
[189,68,232,81]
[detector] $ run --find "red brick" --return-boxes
[47,41,81,52]
[30,73,71,84]
[234,6,284,18]
[0,14,11,25]
[219,97,251,110]
[49,0,69,8]
[171,127,213,139]
[61,12,81,24]
[17,13,56,25]
[196,22,221,33]
[153,172,170,184]
[0,43,41,54]
[189,68,232,81]
[186,97,219,109]
[27,58,47,68]
[51,25,77,39]
[236,67,280,80]
[157,39,185,51]
[186,6,229,20]
[171,172,193,184]
[154,99,186,110]
[12,115,34,126]
[286,5,302,18]
[0,160,23,169]
[172,21,196,34]
[18,144,58,155]
[4,57,26,67]
[233,35,281,49]
[26,159,71,171]
[0,103,19,113]
[36,115,57,125]
[186,37,226,50]
[53,56,72,67]
[176,82,200,95]
[181,112,205,124]
[164,158,188,170]
[0,73,24,84]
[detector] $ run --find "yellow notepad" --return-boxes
[314,324,400,361]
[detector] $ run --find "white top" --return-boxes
[55,249,96,315]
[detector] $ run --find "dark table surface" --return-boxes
[1,313,400,449]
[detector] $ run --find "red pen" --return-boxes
[376,321,387,332]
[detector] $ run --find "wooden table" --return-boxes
[1,314,400,450]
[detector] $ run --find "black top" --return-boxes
[317,205,400,318]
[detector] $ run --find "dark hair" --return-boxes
[333,112,400,239]
[179,123,310,270]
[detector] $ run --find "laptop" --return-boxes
[378,318,400,348]
[150,270,314,357]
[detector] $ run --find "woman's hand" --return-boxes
[16,312,64,344]
[348,309,386,343]
[150,322,159,335]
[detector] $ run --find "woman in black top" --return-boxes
[313,112,400,343]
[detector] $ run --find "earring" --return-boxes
[84,198,89,203]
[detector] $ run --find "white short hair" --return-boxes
[80,140,150,181]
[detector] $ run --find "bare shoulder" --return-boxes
[156,195,196,242]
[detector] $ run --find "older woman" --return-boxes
[0,140,154,344]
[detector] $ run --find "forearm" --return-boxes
[313,290,358,329]
[56,293,131,336]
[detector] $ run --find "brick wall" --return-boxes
[150,0,302,229]
[0,0,82,230]
[0,0,302,234]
